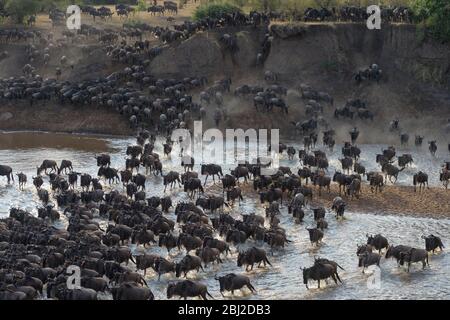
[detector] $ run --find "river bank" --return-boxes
[0,103,133,136]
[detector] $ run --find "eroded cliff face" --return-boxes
[149,23,450,87]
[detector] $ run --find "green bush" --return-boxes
[5,0,39,23]
[193,2,242,21]
[136,0,146,12]
[411,0,450,42]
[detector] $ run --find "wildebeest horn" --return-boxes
[214,274,219,280]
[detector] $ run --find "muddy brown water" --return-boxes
[0,131,449,300]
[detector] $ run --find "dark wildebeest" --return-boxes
[163,171,181,192]
[423,234,444,253]
[37,189,49,204]
[226,187,243,205]
[353,162,366,175]
[230,166,250,184]
[358,251,381,273]
[37,160,58,175]
[339,157,353,174]
[307,228,324,246]
[237,247,272,271]
[287,146,296,160]
[381,163,404,184]
[215,273,256,296]
[0,165,14,184]
[98,167,120,184]
[400,133,409,146]
[125,158,140,173]
[68,172,78,188]
[95,154,111,167]
[367,234,389,253]
[312,207,326,221]
[32,175,43,190]
[58,160,73,174]
[16,172,27,190]
[201,164,223,185]
[331,196,346,219]
[159,233,178,253]
[385,244,412,265]
[259,188,283,205]
[166,280,213,300]
[184,178,204,198]
[367,172,384,193]
[221,174,236,193]
[163,143,172,157]
[415,135,424,147]
[413,171,428,192]
[80,174,92,191]
[175,255,204,278]
[429,141,437,156]
[154,257,176,281]
[132,174,146,190]
[399,248,429,272]
[398,154,413,168]
[120,170,132,185]
[302,260,342,289]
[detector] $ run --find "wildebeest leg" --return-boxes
[317,280,320,288]
[204,175,209,186]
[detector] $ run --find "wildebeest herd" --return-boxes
[0,2,449,301]
[0,124,448,300]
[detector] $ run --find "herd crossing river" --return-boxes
[0,131,449,300]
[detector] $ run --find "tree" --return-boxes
[5,0,39,23]
[412,0,450,42]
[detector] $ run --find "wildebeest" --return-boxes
[358,251,381,273]
[367,234,389,253]
[428,141,437,156]
[16,172,27,190]
[37,160,58,175]
[399,248,429,272]
[215,273,256,296]
[302,259,342,289]
[423,234,444,253]
[0,165,14,184]
[175,255,204,278]
[32,175,43,190]
[331,196,346,219]
[58,160,73,174]
[385,244,412,265]
[398,154,413,168]
[367,172,384,193]
[95,154,111,167]
[413,171,428,192]
[307,228,324,246]
[201,164,223,185]
[163,171,181,192]
[226,187,243,205]
[237,247,272,271]
[166,280,213,300]
[184,178,204,198]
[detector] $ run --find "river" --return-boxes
[0,131,449,300]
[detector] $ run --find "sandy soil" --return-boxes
[0,101,133,136]
[225,182,450,219]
